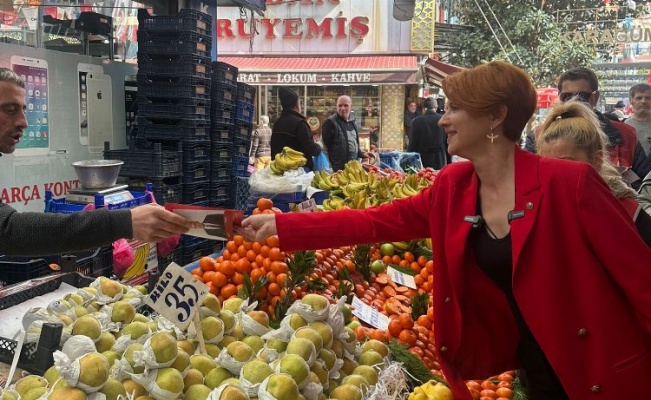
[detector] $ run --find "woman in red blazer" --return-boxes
[238,62,651,400]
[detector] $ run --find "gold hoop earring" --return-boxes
[487,126,498,143]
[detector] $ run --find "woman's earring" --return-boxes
[487,126,498,143]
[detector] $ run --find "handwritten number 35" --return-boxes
[165,276,199,322]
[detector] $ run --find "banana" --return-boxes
[392,185,406,199]
[401,184,419,196]
[283,147,305,158]
[269,161,283,175]
[392,241,412,251]
[336,172,349,185]
[324,175,339,190]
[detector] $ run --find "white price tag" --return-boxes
[351,296,389,330]
[143,263,208,330]
[387,266,417,289]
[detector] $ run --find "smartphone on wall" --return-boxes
[10,56,50,156]
[77,63,104,146]
[86,73,114,154]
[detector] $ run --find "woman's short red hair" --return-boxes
[442,61,537,142]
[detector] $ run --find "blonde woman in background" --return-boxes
[249,115,272,170]
[537,100,651,247]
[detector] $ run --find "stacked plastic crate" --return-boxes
[209,62,239,208]
[135,8,217,266]
[232,82,256,193]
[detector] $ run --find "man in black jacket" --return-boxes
[270,87,321,171]
[408,97,450,169]
[322,95,373,172]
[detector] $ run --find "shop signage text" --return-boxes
[217,17,370,41]
[1,179,80,205]
[562,26,651,44]
[239,72,373,84]
[238,71,416,84]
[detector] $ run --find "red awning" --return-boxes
[217,56,419,84]
[423,58,464,87]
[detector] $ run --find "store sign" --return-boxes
[562,26,651,45]
[238,71,416,84]
[1,179,80,206]
[217,17,370,41]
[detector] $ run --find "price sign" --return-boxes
[351,296,389,330]
[387,266,417,289]
[143,263,208,330]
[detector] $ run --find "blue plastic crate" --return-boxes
[137,75,210,100]
[230,142,249,159]
[234,176,250,211]
[236,101,254,124]
[183,161,211,183]
[212,61,238,88]
[211,82,237,105]
[137,96,210,119]
[137,8,212,36]
[210,175,232,186]
[209,163,231,181]
[180,235,207,248]
[210,198,233,208]
[137,53,211,79]
[124,177,182,205]
[211,103,236,125]
[158,247,181,271]
[234,122,252,142]
[231,156,250,178]
[210,147,232,164]
[181,141,211,165]
[45,189,152,214]
[237,82,256,104]
[179,239,214,266]
[182,180,210,203]
[211,123,235,144]
[104,142,183,179]
[137,32,212,58]
[137,118,209,142]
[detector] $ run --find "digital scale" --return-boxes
[65,184,134,205]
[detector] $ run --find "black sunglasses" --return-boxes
[559,91,596,103]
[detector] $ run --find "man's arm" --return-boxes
[0,203,190,257]
[632,141,651,190]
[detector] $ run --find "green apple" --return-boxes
[379,243,395,257]
[370,260,385,274]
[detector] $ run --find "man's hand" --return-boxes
[130,204,191,242]
[235,214,277,243]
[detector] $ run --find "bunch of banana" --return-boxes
[408,380,453,400]
[340,181,368,198]
[322,195,345,210]
[337,160,369,184]
[348,188,368,209]
[312,170,340,191]
[269,147,307,175]
[392,182,421,199]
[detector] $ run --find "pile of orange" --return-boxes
[465,371,515,400]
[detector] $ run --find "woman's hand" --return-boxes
[130,204,191,242]
[235,214,278,242]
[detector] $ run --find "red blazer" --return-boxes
[276,147,651,400]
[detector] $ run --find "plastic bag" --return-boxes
[248,167,314,194]
[312,152,332,173]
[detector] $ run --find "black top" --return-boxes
[635,208,651,248]
[469,213,569,400]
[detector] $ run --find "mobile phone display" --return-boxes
[12,63,49,150]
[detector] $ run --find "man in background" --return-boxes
[322,95,373,172]
[0,67,190,256]
[408,97,450,169]
[558,67,650,188]
[626,83,651,157]
[403,100,419,148]
[270,87,321,171]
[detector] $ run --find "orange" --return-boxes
[235,258,252,274]
[496,388,512,398]
[232,272,244,285]
[226,241,237,254]
[269,247,284,261]
[266,235,280,248]
[260,245,271,258]
[199,257,215,272]
[398,329,417,346]
[388,319,402,338]
[266,271,277,283]
[252,242,262,253]
[246,250,257,263]
[233,235,244,246]
[257,198,273,210]
[237,245,247,258]
[252,208,261,215]
[212,271,228,287]
[222,250,232,260]
[219,260,235,277]
[391,255,401,264]
[399,259,410,267]
[243,241,253,250]
[220,284,238,299]
[271,261,288,275]
[250,268,265,283]
[403,251,415,263]
[268,282,281,296]
[202,271,216,284]
[190,268,203,277]
[417,255,428,267]
[369,329,388,343]
[276,273,288,287]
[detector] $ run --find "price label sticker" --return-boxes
[387,266,417,289]
[143,263,208,330]
[351,296,389,330]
